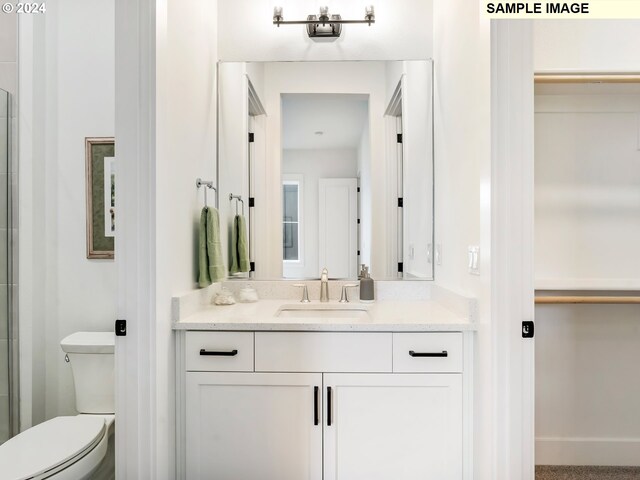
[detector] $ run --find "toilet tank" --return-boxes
[60,332,115,414]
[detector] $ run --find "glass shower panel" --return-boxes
[0,89,10,444]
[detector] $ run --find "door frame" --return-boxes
[490,20,536,479]
[114,0,158,477]
[114,11,538,479]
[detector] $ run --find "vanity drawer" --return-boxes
[255,332,392,373]
[393,333,463,373]
[185,332,254,372]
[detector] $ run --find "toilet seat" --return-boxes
[0,415,108,480]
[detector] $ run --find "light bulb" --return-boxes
[319,6,329,16]
[365,5,375,16]
[273,6,283,19]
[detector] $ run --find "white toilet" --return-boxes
[0,332,115,480]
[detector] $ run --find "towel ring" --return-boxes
[197,178,218,208]
[229,193,245,216]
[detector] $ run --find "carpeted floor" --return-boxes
[536,466,640,480]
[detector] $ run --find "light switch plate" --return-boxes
[468,246,480,275]
[435,244,442,265]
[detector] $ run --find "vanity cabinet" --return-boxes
[177,331,471,480]
[185,372,322,480]
[323,373,462,480]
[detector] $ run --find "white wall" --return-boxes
[534,22,640,466]
[534,20,640,73]
[218,0,433,62]
[155,0,219,476]
[432,1,492,478]
[18,0,117,427]
[282,148,357,278]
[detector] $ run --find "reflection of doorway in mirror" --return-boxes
[281,94,368,279]
[103,156,115,237]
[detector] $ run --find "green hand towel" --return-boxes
[199,207,225,287]
[230,214,250,274]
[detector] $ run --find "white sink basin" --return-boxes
[276,307,370,320]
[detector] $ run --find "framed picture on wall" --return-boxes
[85,137,115,259]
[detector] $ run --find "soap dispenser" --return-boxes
[359,265,375,303]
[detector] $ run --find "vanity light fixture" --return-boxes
[273,5,375,39]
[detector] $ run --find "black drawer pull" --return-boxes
[409,350,448,358]
[314,386,319,426]
[327,386,333,426]
[199,349,238,356]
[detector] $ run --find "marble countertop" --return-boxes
[172,299,477,332]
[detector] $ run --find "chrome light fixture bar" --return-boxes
[273,5,375,39]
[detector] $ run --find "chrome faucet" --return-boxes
[293,284,310,303]
[320,268,329,302]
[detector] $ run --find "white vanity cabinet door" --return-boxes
[323,373,463,480]
[185,372,323,480]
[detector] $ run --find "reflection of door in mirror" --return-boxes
[281,94,365,279]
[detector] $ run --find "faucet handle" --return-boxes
[293,284,311,303]
[339,284,360,303]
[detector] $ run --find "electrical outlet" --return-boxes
[468,246,480,275]
[435,244,442,265]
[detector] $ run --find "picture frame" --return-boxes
[85,137,115,259]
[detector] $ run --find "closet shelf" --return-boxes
[535,295,640,305]
[535,279,640,291]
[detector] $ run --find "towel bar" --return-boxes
[229,193,245,216]
[196,178,218,208]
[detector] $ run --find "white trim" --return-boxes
[463,331,474,479]
[536,437,640,467]
[115,0,157,477]
[282,174,304,269]
[491,20,535,479]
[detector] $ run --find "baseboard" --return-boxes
[536,437,640,466]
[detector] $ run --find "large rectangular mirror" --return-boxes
[218,60,433,280]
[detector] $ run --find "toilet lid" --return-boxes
[0,416,105,480]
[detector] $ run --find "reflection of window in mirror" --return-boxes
[282,178,302,263]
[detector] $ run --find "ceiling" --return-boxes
[282,93,369,150]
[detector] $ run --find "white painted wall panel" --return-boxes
[534,21,640,73]
[155,0,220,475]
[431,4,492,477]
[535,95,640,289]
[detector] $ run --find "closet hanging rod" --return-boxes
[534,73,640,84]
[229,193,245,216]
[536,296,640,305]
[196,178,218,208]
